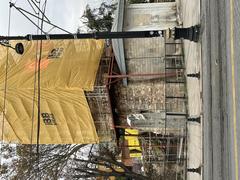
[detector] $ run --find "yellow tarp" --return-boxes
[1,39,104,91]
[0,39,104,144]
[0,88,99,144]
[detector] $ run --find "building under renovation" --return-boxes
[84,0,189,179]
[108,0,188,179]
[0,0,190,179]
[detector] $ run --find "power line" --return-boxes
[36,0,47,153]
[27,0,38,15]
[29,0,50,22]
[30,0,41,147]
[10,2,48,35]
[10,2,71,34]
[29,0,41,178]
[0,0,12,172]
[36,1,47,179]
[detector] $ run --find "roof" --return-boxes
[111,0,127,85]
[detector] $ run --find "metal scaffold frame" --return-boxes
[85,45,117,143]
[107,36,188,179]
[164,37,188,179]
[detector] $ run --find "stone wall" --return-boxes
[114,82,165,115]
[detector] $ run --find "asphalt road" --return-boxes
[202,0,240,179]
[224,0,240,179]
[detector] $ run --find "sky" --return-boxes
[0,0,112,36]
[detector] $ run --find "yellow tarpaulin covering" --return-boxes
[1,39,104,91]
[0,88,99,144]
[0,39,104,144]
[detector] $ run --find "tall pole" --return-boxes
[0,27,200,55]
[0,31,164,41]
[0,26,200,41]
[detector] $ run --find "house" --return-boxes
[108,0,188,178]
[111,0,186,132]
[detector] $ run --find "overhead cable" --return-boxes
[0,0,12,172]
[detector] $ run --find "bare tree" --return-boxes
[1,144,86,179]
[2,143,148,180]
[71,145,148,180]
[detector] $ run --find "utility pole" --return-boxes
[0,26,200,55]
[0,25,200,41]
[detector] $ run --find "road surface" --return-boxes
[202,0,240,179]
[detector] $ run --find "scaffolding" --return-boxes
[110,37,188,179]
[85,45,116,143]
[164,38,188,180]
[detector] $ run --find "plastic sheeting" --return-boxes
[0,39,104,144]
[0,39,104,91]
